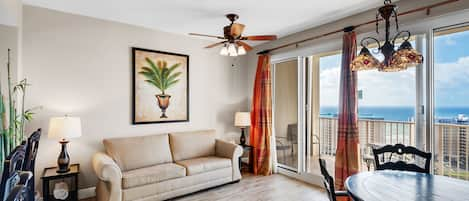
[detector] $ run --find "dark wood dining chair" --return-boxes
[0,144,27,201]
[319,158,348,201]
[5,171,32,201]
[372,143,432,173]
[5,185,27,201]
[22,129,41,201]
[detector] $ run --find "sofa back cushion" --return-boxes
[169,130,216,161]
[103,134,172,171]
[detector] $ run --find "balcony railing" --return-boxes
[318,117,469,181]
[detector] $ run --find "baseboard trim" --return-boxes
[78,187,96,200]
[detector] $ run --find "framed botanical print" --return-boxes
[132,47,189,124]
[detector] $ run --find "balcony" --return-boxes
[276,117,469,181]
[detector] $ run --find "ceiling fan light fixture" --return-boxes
[219,44,229,56]
[237,45,246,55]
[227,43,238,56]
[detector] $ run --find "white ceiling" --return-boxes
[22,0,385,39]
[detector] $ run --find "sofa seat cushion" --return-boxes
[176,156,231,176]
[122,163,186,189]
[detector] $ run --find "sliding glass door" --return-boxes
[307,51,341,176]
[433,24,469,180]
[272,58,302,171]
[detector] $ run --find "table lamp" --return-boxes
[48,116,82,173]
[234,112,251,145]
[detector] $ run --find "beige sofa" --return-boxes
[92,130,243,201]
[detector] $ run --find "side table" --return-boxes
[41,164,80,201]
[239,144,253,172]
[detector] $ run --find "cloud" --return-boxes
[435,56,469,87]
[318,54,469,107]
[434,56,469,106]
[319,63,416,107]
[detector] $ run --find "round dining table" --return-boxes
[345,170,469,201]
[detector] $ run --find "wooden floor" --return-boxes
[82,173,329,201]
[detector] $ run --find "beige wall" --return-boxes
[274,60,298,138]
[22,5,249,191]
[0,24,18,92]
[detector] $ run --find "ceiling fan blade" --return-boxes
[230,23,245,38]
[189,33,225,39]
[205,41,226,48]
[236,41,253,51]
[243,35,278,41]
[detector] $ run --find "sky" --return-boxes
[319,29,469,108]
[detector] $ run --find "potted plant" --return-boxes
[139,58,181,118]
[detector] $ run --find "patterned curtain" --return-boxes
[250,54,272,176]
[334,30,360,196]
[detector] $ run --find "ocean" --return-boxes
[320,106,469,122]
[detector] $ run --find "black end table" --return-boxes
[41,164,80,201]
[239,144,253,172]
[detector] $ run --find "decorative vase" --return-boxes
[156,94,171,118]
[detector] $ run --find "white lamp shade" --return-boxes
[48,116,82,139]
[227,43,238,57]
[237,46,246,55]
[234,112,251,127]
[219,46,228,56]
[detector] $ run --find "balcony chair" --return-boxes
[372,143,432,173]
[318,158,349,201]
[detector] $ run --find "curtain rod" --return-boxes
[257,0,459,55]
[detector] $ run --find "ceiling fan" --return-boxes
[189,14,277,56]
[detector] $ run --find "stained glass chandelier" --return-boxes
[351,0,423,72]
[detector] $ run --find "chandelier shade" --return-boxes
[391,40,424,68]
[350,0,424,72]
[351,38,380,71]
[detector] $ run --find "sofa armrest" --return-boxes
[92,152,122,201]
[215,139,243,181]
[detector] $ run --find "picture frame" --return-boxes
[132,47,189,124]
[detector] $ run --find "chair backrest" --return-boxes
[0,145,27,201]
[23,129,42,172]
[5,185,27,201]
[372,143,432,173]
[287,124,297,142]
[319,158,337,201]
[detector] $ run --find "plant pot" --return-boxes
[155,94,171,118]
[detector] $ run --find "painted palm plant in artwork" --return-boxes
[139,58,182,118]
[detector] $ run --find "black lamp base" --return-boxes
[240,128,246,145]
[57,139,71,173]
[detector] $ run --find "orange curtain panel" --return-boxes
[334,30,360,199]
[250,54,272,176]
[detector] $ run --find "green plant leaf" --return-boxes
[167,63,181,75]
[165,79,180,89]
[166,72,182,83]
[145,58,162,79]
